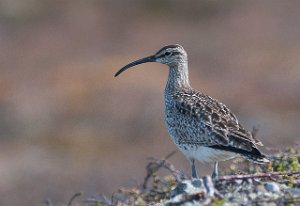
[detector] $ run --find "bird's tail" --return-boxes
[245,148,270,164]
[209,145,270,164]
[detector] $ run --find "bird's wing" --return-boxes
[172,90,263,152]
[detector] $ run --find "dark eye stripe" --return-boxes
[158,51,180,58]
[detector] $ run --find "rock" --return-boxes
[166,176,220,206]
[286,188,300,197]
[264,182,281,193]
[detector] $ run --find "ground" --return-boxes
[45,146,300,206]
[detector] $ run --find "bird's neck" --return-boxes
[165,61,191,94]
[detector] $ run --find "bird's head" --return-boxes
[115,44,187,77]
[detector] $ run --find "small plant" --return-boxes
[44,146,300,205]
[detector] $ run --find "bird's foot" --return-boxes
[211,171,219,181]
[203,176,223,199]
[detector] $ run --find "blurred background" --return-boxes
[0,0,300,205]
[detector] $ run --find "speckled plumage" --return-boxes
[165,88,265,163]
[115,44,269,178]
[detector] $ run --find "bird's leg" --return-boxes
[212,162,219,180]
[190,159,199,179]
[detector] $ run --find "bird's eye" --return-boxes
[164,51,171,56]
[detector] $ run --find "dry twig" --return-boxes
[67,192,82,206]
[142,151,184,189]
[218,171,300,181]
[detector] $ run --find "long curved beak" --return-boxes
[114,55,156,77]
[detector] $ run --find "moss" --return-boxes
[211,198,226,206]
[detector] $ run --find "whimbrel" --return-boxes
[115,44,269,179]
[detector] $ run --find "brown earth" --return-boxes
[0,0,300,205]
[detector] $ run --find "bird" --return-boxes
[115,44,269,179]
